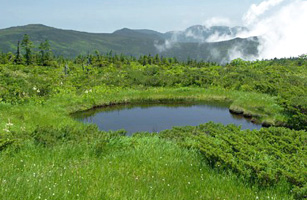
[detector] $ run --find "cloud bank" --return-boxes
[226,0,307,60]
[203,17,232,27]
[243,0,307,59]
[243,0,285,25]
[154,0,307,61]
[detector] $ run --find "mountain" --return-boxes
[0,24,160,57]
[164,25,249,43]
[0,24,258,63]
[113,28,164,39]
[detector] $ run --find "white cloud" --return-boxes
[244,0,307,59]
[154,0,307,60]
[227,38,259,62]
[206,32,235,43]
[154,33,178,52]
[243,0,285,25]
[228,0,307,61]
[203,17,231,27]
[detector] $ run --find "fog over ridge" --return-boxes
[155,0,307,61]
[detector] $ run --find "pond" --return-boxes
[72,102,262,135]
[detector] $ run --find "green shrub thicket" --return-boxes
[160,123,306,199]
[0,54,306,199]
[0,55,306,128]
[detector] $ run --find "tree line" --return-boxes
[10,34,53,66]
[0,34,221,68]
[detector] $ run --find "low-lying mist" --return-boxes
[155,0,307,62]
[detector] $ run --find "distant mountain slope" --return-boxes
[0,24,258,62]
[164,25,248,43]
[113,28,164,39]
[0,24,161,57]
[160,37,258,63]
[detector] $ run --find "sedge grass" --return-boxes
[0,136,293,200]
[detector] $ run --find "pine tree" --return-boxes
[21,34,33,65]
[39,39,52,66]
[14,41,23,64]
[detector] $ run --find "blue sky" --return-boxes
[0,0,265,32]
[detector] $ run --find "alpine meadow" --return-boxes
[0,0,306,199]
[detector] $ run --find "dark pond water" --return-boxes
[72,102,262,135]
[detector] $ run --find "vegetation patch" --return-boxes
[0,130,295,200]
[0,49,306,199]
[160,123,306,199]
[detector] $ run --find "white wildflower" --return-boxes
[7,119,13,126]
[3,128,10,133]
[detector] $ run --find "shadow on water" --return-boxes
[72,101,262,135]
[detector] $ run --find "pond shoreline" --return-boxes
[72,99,265,133]
[67,88,287,129]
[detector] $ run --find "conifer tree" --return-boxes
[39,39,52,66]
[14,41,23,64]
[21,34,33,65]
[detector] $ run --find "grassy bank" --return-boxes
[0,87,286,134]
[1,86,304,199]
[0,134,294,200]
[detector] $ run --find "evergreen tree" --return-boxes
[39,39,52,66]
[148,54,153,65]
[154,54,160,64]
[14,41,23,64]
[142,55,148,66]
[21,34,33,65]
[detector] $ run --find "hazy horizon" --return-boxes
[0,23,250,34]
[1,0,264,33]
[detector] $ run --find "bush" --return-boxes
[160,122,306,199]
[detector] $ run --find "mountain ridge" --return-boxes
[0,24,258,63]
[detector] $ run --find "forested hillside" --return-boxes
[0,24,258,62]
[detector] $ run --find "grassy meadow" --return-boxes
[0,54,306,199]
[0,132,296,200]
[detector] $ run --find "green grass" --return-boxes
[0,136,293,200]
[0,87,286,134]
[1,59,305,199]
